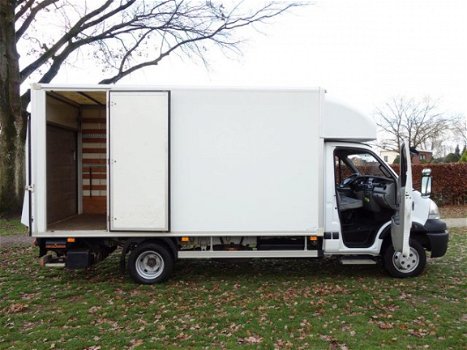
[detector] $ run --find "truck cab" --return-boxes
[322,138,448,277]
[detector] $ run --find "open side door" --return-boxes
[21,114,32,234]
[109,91,170,232]
[391,140,412,256]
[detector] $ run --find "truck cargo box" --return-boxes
[26,86,324,236]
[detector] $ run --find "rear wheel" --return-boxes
[128,242,174,284]
[383,240,426,278]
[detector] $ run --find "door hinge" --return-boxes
[25,185,34,192]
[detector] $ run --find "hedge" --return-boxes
[390,163,467,206]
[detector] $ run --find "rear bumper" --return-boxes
[424,219,449,258]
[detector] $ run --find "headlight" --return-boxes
[428,200,440,220]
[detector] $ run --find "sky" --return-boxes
[52,0,467,140]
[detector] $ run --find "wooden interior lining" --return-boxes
[46,125,78,224]
[48,214,106,231]
[81,107,107,214]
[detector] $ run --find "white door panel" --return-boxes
[109,91,169,231]
[391,140,412,256]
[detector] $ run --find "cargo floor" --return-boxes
[48,214,106,231]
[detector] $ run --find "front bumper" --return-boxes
[424,219,449,258]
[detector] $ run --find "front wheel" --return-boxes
[128,242,174,284]
[383,240,426,278]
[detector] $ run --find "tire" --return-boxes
[128,242,174,284]
[383,239,426,278]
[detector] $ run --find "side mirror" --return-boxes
[421,168,432,197]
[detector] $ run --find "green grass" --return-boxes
[0,228,466,350]
[0,217,27,236]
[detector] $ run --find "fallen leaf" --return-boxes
[378,322,394,330]
[129,339,144,349]
[88,306,101,314]
[238,335,263,344]
[7,303,28,313]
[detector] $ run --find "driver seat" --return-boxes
[336,191,363,211]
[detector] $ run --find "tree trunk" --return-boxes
[0,0,22,214]
[15,109,28,211]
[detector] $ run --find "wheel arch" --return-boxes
[123,237,178,258]
[379,221,431,252]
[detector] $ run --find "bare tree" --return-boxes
[375,96,462,154]
[0,0,302,213]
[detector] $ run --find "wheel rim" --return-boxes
[135,250,165,280]
[392,247,420,273]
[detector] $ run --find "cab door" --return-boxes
[391,140,412,256]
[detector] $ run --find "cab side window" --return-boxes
[347,152,386,177]
[334,155,353,185]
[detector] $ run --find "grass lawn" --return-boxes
[0,217,27,237]
[0,228,465,349]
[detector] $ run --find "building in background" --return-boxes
[379,149,432,164]
[413,150,433,164]
[380,150,399,164]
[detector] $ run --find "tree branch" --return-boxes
[16,0,58,40]
[19,0,304,90]
[376,96,458,155]
[20,0,116,81]
[15,0,34,20]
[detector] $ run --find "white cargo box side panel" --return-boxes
[109,91,169,231]
[31,87,47,235]
[171,89,323,233]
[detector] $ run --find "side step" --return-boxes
[340,257,377,265]
[44,262,66,268]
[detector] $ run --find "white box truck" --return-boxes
[22,84,449,284]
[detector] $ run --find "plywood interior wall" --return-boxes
[46,97,79,225]
[81,107,107,214]
[46,95,79,129]
[46,125,78,224]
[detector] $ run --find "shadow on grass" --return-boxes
[60,250,390,286]
[173,257,388,280]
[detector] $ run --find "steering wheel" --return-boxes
[340,173,360,188]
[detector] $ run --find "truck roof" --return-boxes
[33,83,323,93]
[35,83,376,142]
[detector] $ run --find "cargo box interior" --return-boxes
[45,90,107,231]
